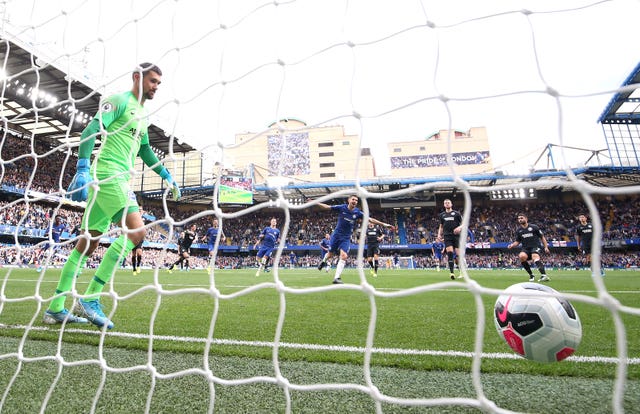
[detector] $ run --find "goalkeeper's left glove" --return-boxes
[160,168,181,201]
[67,158,91,202]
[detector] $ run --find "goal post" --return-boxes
[378,255,415,270]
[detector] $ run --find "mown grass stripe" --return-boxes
[2,323,638,365]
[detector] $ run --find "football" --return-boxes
[494,282,582,363]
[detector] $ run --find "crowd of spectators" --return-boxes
[2,132,639,271]
[2,194,639,271]
[267,132,311,176]
[1,132,75,194]
[403,197,640,245]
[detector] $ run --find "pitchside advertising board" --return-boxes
[218,176,254,204]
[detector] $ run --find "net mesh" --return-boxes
[1,1,639,413]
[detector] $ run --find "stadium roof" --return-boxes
[0,37,195,156]
[598,60,640,124]
[137,164,640,207]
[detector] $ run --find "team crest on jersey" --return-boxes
[528,227,532,231]
[101,102,114,113]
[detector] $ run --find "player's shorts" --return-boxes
[179,245,191,256]
[444,234,459,249]
[329,235,351,255]
[82,178,139,234]
[366,245,380,257]
[133,241,144,251]
[581,245,591,255]
[520,247,542,260]
[208,242,216,252]
[257,246,274,259]
[434,252,443,260]
[42,242,59,252]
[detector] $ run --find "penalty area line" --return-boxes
[1,323,638,365]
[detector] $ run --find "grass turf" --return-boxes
[0,266,638,412]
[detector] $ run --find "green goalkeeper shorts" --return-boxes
[82,178,140,234]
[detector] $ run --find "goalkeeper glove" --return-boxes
[67,158,91,202]
[160,168,181,201]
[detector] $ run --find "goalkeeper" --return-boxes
[43,63,181,329]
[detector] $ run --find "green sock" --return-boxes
[49,249,83,313]
[84,236,135,301]
[77,255,88,276]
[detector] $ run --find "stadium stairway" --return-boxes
[396,213,407,244]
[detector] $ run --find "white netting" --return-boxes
[1,1,640,413]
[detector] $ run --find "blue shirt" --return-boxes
[206,226,222,242]
[259,226,280,248]
[320,238,330,250]
[51,222,66,243]
[331,204,364,238]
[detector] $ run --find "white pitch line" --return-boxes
[1,323,638,365]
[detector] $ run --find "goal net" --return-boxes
[1,1,639,413]
[378,256,415,270]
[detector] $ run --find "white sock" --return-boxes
[335,259,345,279]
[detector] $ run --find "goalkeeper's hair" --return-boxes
[133,62,162,79]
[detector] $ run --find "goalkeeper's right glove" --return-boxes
[160,168,182,201]
[67,158,91,202]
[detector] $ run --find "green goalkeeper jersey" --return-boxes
[91,91,149,181]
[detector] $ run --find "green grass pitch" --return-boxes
[0,266,638,413]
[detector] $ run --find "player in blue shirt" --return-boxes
[393,252,400,269]
[203,217,225,272]
[254,217,280,276]
[431,239,445,271]
[288,251,297,269]
[37,216,67,272]
[317,195,394,284]
[318,233,332,273]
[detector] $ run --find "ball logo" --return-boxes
[100,102,114,113]
[497,296,512,323]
